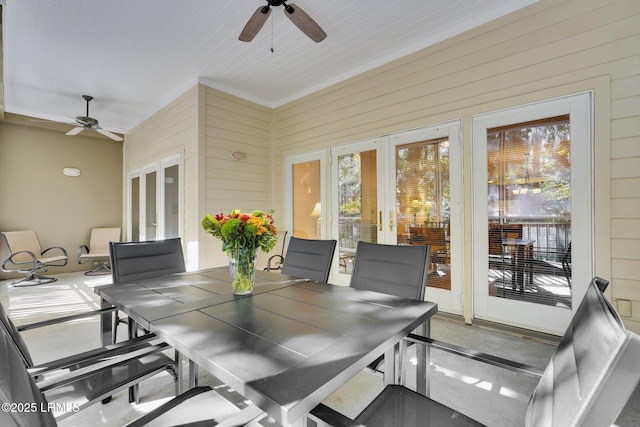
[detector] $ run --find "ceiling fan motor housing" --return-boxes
[75,116,99,127]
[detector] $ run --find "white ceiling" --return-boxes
[2,0,536,134]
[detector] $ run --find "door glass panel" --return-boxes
[397,139,450,290]
[145,171,157,240]
[164,165,179,239]
[292,160,321,239]
[487,116,572,307]
[337,150,377,275]
[131,176,140,241]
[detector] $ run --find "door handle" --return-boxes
[379,211,383,231]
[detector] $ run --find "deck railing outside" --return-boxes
[339,216,570,262]
[514,218,571,262]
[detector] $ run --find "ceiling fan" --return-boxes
[239,0,327,43]
[62,95,123,141]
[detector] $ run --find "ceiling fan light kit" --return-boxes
[239,0,326,43]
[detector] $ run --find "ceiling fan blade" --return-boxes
[95,127,124,142]
[66,127,85,136]
[239,6,272,42]
[284,4,326,43]
[30,118,76,125]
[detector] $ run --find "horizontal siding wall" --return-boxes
[202,85,273,268]
[125,85,198,267]
[611,59,640,331]
[271,0,640,331]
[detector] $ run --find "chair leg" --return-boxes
[112,313,119,344]
[8,272,57,288]
[84,263,111,276]
[129,383,140,404]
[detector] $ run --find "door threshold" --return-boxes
[434,312,561,345]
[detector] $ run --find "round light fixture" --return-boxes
[63,167,81,177]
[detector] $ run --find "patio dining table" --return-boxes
[502,238,535,292]
[95,266,438,426]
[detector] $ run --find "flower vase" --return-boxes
[228,247,257,295]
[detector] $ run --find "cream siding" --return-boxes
[270,0,640,332]
[201,86,273,269]
[125,85,199,268]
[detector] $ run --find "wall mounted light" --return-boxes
[230,151,247,161]
[63,167,81,177]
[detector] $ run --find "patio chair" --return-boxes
[309,277,640,426]
[349,241,431,375]
[1,230,68,287]
[109,238,186,343]
[408,226,447,270]
[0,306,274,427]
[0,302,177,421]
[77,227,121,275]
[524,242,572,289]
[279,236,337,283]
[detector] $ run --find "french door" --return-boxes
[387,123,463,313]
[331,138,382,286]
[330,122,463,313]
[284,150,327,241]
[128,154,182,241]
[472,93,592,334]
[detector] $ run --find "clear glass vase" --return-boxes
[228,247,257,295]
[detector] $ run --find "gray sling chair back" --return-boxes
[0,307,270,427]
[109,238,186,343]
[347,241,432,376]
[1,230,69,287]
[309,277,640,427]
[0,302,177,422]
[349,241,431,300]
[279,236,337,283]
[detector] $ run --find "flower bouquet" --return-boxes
[202,209,277,295]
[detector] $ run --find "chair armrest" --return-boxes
[16,307,117,332]
[405,333,544,377]
[29,333,163,376]
[2,250,38,269]
[308,403,362,427]
[41,246,69,266]
[265,254,284,271]
[78,244,89,263]
[36,341,170,392]
[41,245,68,257]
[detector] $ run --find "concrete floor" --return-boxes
[1,271,638,426]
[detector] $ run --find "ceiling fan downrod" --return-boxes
[82,94,93,117]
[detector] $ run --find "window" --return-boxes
[487,116,572,306]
